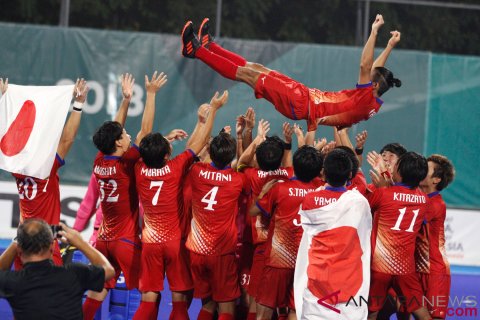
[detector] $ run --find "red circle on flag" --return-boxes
[1,100,36,156]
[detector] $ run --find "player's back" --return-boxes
[368,183,427,274]
[425,193,449,274]
[260,178,323,268]
[135,150,194,243]
[186,162,248,256]
[12,155,64,224]
[93,148,140,241]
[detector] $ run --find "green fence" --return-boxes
[0,23,478,208]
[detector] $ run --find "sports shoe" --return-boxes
[198,18,214,48]
[181,21,199,58]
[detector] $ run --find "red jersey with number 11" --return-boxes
[186,162,250,256]
[368,184,427,275]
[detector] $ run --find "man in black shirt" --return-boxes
[0,219,115,320]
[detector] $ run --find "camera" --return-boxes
[50,225,63,238]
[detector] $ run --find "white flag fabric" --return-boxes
[294,190,372,320]
[0,84,73,179]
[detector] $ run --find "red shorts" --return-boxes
[369,271,425,313]
[256,266,295,309]
[95,237,141,290]
[190,251,240,302]
[419,273,451,319]
[247,242,266,298]
[139,241,193,292]
[254,71,314,129]
[237,242,254,289]
[14,240,62,270]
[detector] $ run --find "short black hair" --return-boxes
[396,151,428,188]
[323,149,353,187]
[93,121,123,155]
[256,136,285,171]
[380,143,407,158]
[428,154,455,191]
[139,133,171,168]
[17,219,53,256]
[335,146,359,178]
[209,132,236,169]
[293,146,323,182]
[372,67,402,96]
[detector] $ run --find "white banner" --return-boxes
[445,208,480,267]
[0,181,93,239]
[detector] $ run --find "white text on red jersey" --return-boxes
[199,169,232,182]
[393,192,426,204]
[288,188,316,197]
[141,165,171,177]
[94,165,117,175]
[257,168,289,178]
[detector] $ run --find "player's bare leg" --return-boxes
[218,301,236,319]
[170,291,190,320]
[256,303,274,320]
[287,309,297,320]
[246,62,272,74]
[235,66,263,89]
[412,306,433,320]
[198,298,216,320]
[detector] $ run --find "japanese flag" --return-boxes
[0,84,73,179]
[294,190,372,320]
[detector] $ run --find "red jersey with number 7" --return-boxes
[186,162,250,256]
[93,146,141,241]
[135,149,196,244]
[368,183,427,275]
[13,154,64,224]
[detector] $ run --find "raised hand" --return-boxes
[73,78,89,103]
[122,73,135,99]
[197,103,210,124]
[222,126,232,135]
[256,119,270,140]
[166,129,188,142]
[314,137,328,151]
[244,107,256,131]
[388,31,401,47]
[145,71,168,93]
[367,150,388,174]
[236,115,246,136]
[355,130,368,150]
[283,122,294,144]
[369,169,391,188]
[210,90,229,110]
[321,141,336,155]
[371,14,384,33]
[0,78,8,94]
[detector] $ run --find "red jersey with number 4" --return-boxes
[368,184,427,275]
[256,177,324,268]
[13,154,64,224]
[243,167,294,244]
[415,192,450,275]
[186,162,250,256]
[93,146,141,241]
[135,149,195,244]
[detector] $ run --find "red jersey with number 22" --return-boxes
[186,162,250,256]
[93,146,141,241]
[368,184,427,275]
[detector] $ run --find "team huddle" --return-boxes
[0,13,455,320]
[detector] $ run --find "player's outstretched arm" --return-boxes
[372,31,401,69]
[135,71,167,145]
[249,179,277,216]
[282,122,293,167]
[236,115,246,158]
[355,130,368,166]
[358,14,384,84]
[57,78,89,159]
[114,73,135,126]
[186,103,209,150]
[243,107,255,150]
[189,91,229,155]
[237,119,270,170]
